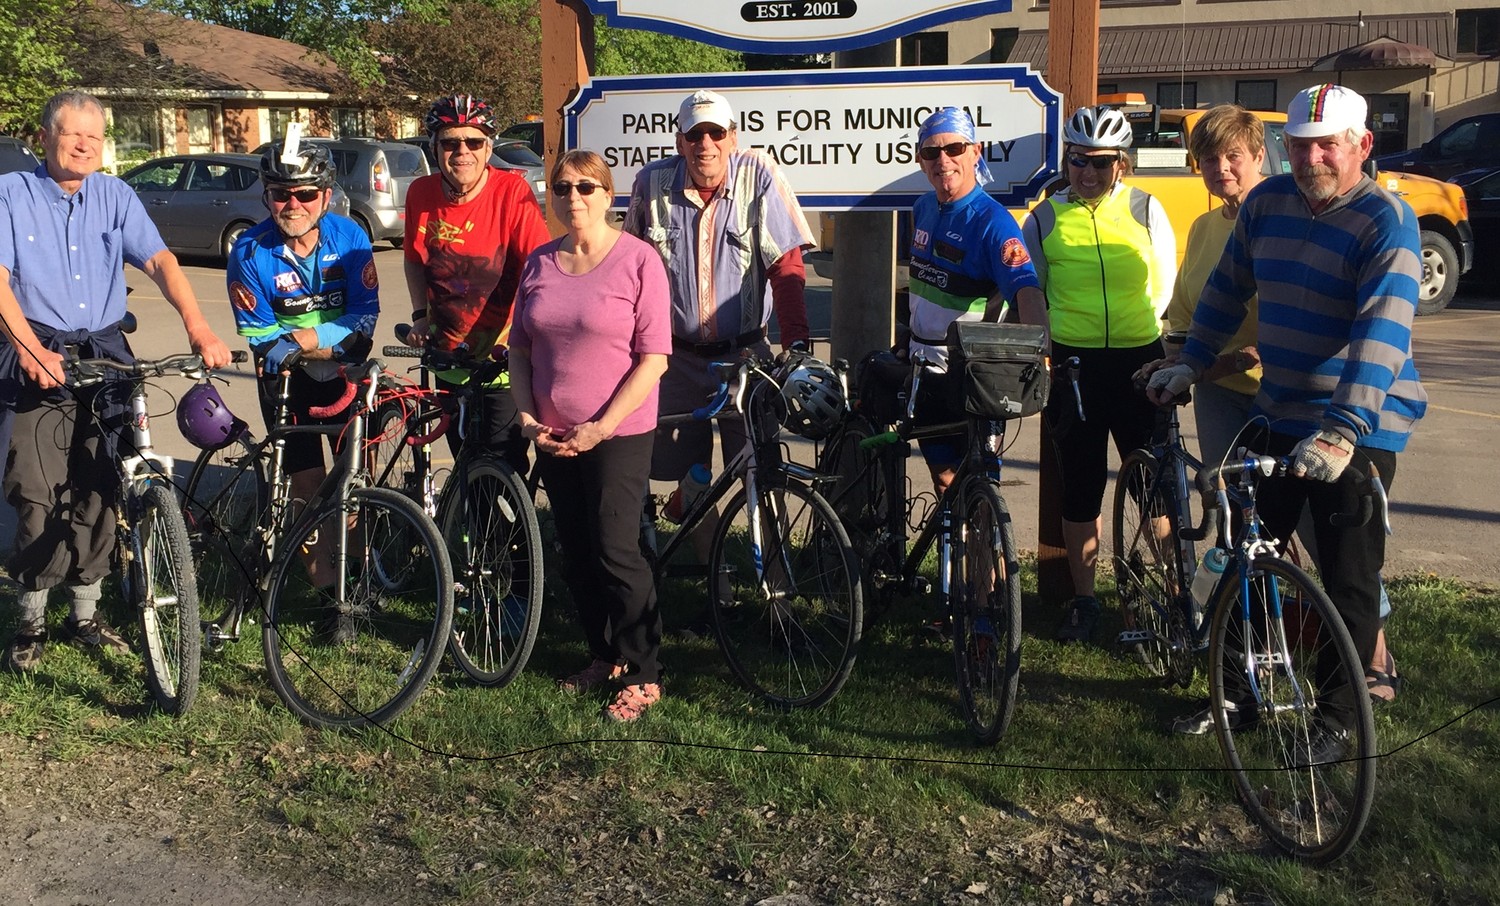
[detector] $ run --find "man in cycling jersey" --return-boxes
[907,106,1048,496]
[0,91,231,671]
[1148,84,1426,757]
[402,94,549,477]
[225,138,379,610]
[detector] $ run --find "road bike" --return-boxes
[643,353,863,710]
[181,355,454,729]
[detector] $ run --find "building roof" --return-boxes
[88,0,344,96]
[1008,13,1453,76]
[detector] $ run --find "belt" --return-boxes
[672,328,765,357]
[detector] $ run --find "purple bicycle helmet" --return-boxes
[177,382,248,451]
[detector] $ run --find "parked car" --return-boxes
[120,153,352,260]
[1450,166,1500,289]
[401,135,546,209]
[1375,113,1500,182]
[499,120,543,157]
[0,136,39,175]
[253,137,429,248]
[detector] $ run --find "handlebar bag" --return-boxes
[945,321,1050,420]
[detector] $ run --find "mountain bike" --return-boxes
[181,356,454,730]
[643,353,863,710]
[63,346,248,714]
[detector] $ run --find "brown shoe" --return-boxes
[63,617,132,655]
[559,659,624,694]
[3,624,47,673]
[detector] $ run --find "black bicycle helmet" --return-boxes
[424,94,497,137]
[259,141,335,190]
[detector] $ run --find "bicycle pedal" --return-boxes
[908,577,933,595]
[1116,629,1154,646]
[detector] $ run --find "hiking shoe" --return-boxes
[1171,699,1258,736]
[318,609,357,646]
[63,617,132,655]
[1289,721,1351,769]
[1055,596,1100,643]
[3,624,47,673]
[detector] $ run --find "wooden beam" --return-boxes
[539,0,594,237]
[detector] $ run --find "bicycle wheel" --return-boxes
[133,483,202,715]
[439,457,543,687]
[949,475,1022,744]
[262,486,453,730]
[183,436,266,616]
[367,400,428,499]
[1112,449,1189,684]
[816,415,900,626]
[1208,555,1377,864]
[708,481,862,709]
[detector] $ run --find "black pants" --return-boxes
[437,378,530,479]
[1227,428,1397,731]
[4,385,119,590]
[536,431,661,685]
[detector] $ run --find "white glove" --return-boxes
[1289,429,1355,483]
[1146,362,1198,399]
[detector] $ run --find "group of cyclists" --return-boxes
[3,83,1418,741]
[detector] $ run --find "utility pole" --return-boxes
[539,0,594,237]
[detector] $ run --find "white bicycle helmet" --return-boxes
[1063,105,1134,150]
[777,358,846,441]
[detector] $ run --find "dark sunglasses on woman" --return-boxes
[1067,153,1121,170]
[552,181,602,197]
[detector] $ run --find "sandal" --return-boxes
[559,659,623,694]
[1366,651,1402,705]
[603,682,661,722]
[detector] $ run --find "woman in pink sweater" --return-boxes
[510,150,671,722]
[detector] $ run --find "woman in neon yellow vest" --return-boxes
[1021,105,1177,644]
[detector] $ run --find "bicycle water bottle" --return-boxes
[1191,547,1230,610]
[663,463,712,524]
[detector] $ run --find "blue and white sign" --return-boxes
[565,66,1062,211]
[582,0,1013,54]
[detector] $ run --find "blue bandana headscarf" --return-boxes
[918,107,992,187]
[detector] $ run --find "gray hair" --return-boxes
[41,91,106,132]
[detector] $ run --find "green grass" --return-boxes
[1,566,1496,904]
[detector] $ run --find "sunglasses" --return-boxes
[551,181,603,197]
[439,136,490,153]
[268,187,323,204]
[681,126,728,143]
[1067,153,1121,170]
[918,142,972,161]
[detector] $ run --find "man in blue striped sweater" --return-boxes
[1148,84,1427,761]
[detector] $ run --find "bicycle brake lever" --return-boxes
[1371,473,1393,536]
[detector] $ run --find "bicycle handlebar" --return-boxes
[1188,451,1389,547]
[64,349,249,386]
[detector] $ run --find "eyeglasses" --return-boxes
[681,126,728,143]
[918,142,971,161]
[1067,153,1121,170]
[439,136,489,153]
[268,187,323,204]
[551,181,602,197]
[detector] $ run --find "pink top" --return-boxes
[512,231,672,438]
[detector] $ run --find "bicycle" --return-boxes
[815,346,1028,744]
[643,352,863,710]
[181,354,455,730]
[372,328,543,689]
[1117,420,1383,862]
[62,345,249,715]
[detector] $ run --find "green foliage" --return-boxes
[0,0,80,134]
[594,18,743,76]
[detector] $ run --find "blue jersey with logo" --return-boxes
[226,212,379,378]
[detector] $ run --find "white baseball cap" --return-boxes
[1286,84,1368,138]
[678,90,735,133]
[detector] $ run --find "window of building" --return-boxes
[1457,8,1500,56]
[1098,83,1119,96]
[334,108,366,138]
[989,28,1018,63]
[268,107,298,143]
[185,106,214,154]
[110,105,161,162]
[900,31,948,66]
[1157,81,1197,109]
[1236,80,1277,112]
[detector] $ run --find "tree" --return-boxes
[593,20,742,76]
[0,0,82,134]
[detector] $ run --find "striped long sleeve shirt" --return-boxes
[1180,174,1427,452]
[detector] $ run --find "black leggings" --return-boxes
[1044,340,1164,522]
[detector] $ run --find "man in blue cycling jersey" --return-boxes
[907,107,1048,495]
[224,138,379,618]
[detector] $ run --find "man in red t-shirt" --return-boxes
[403,93,550,473]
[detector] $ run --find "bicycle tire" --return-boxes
[1208,554,1377,864]
[949,475,1022,744]
[438,457,543,687]
[134,483,203,716]
[262,486,454,730]
[183,436,267,617]
[815,415,900,626]
[707,482,863,709]
[1112,448,1190,685]
[368,400,431,500]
